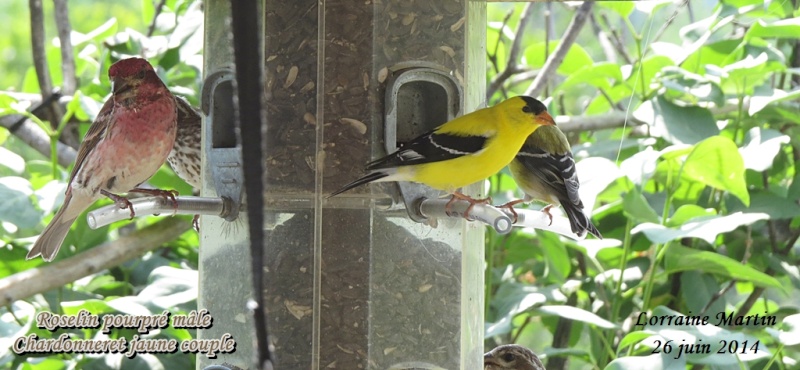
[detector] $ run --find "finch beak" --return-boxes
[112,78,135,96]
[536,111,556,126]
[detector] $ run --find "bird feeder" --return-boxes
[199,0,488,369]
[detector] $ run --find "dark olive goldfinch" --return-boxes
[507,124,601,238]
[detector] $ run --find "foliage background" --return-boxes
[0,0,799,369]
[483,1,800,370]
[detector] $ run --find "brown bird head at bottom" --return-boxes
[484,344,545,370]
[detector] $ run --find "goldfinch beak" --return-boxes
[536,111,556,126]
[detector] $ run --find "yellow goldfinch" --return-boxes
[505,124,602,238]
[328,96,556,213]
[484,344,546,370]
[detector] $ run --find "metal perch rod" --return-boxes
[500,207,584,241]
[87,196,235,229]
[417,198,583,239]
[88,195,583,240]
[417,198,514,234]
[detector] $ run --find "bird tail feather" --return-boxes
[27,193,91,261]
[27,213,78,262]
[327,172,390,198]
[561,201,602,239]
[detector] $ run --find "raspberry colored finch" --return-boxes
[27,57,178,261]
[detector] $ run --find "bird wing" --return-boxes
[516,144,583,208]
[366,130,488,170]
[67,98,115,186]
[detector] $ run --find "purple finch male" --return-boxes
[27,58,178,261]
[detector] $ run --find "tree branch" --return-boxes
[589,12,620,64]
[0,218,191,306]
[557,111,645,133]
[598,12,633,65]
[525,1,594,98]
[488,9,514,75]
[651,0,689,47]
[0,112,77,168]
[147,0,167,37]
[28,0,64,128]
[487,3,536,101]
[53,0,76,96]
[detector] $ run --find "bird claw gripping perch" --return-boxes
[101,190,136,219]
[497,200,555,226]
[497,199,526,224]
[445,192,491,220]
[130,188,180,215]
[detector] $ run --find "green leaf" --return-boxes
[681,271,724,314]
[0,147,24,174]
[61,299,117,316]
[633,56,675,96]
[597,2,634,18]
[633,96,719,145]
[620,147,659,187]
[0,302,35,362]
[0,176,41,229]
[745,18,800,40]
[788,171,800,202]
[667,205,715,227]
[749,86,800,115]
[585,83,633,115]
[159,47,181,70]
[536,305,616,329]
[524,42,593,75]
[683,136,749,205]
[767,314,800,346]
[657,67,725,106]
[557,62,623,93]
[633,0,673,13]
[486,283,565,338]
[633,212,768,244]
[728,190,800,220]
[723,0,764,8]
[707,52,785,95]
[142,0,156,26]
[537,231,571,283]
[71,18,118,46]
[681,39,741,75]
[108,266,198,315]
[623,190,660,223]
[739,127,790,171]
[0,127,8,146]
[617,331,653,354]
[664,245,781,289]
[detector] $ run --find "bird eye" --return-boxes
[502,353,516,362]
[137,70,147,79]
[522,105,532,113]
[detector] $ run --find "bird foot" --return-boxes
[446,192,491,220]
[542,204,554,226]
[497,199,526,223]
[130,188,180,214]
[101,190,135,219]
